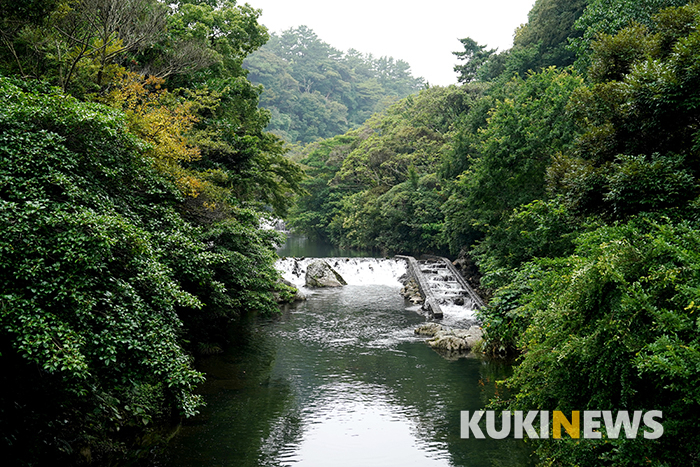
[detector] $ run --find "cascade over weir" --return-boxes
[276,255,485,321]
[397,255,484,319]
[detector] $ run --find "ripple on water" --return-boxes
[265,382,452,467]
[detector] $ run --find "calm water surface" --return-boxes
[160,236,534,466]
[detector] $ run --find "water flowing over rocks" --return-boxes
[399,279,423,304]
[276,257,408,288]
[275,255,483,326]
[397,255,485,321]
[305,259,347,287]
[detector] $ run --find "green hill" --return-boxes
[243,26,425,144]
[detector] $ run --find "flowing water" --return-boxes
[159,236,534,466]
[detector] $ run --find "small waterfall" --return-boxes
[276,256,480,325]
[276,257,408,288]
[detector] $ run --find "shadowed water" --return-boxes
[159,236,534,466]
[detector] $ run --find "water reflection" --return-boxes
[280,390,451,466]
[277,234,379,258]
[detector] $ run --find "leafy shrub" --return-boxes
[498,218,700,465]
[0,76,281,463]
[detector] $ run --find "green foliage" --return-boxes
[586,23,651,83]
[512,0,588,71]
[478,2,700,339]
[278,2,700,467]
[0,0,269,96]
[444,67,582,254]
[472,198,593,357]
[277,2,700,466]
[605,153,697,218]
[287,129,366,241]
[160,0,268,84]
[555,4,700,220]
[332,86,465,189]
[453,38,496,84]
[0,70,289,463]
[0,77,205,462]
[289,85,480,254]
[330,174,447,254]
[244,26,425,144]
[477,198,582,278]
[498,219,700,465]
[473,6,700,465]
[462,0,586,84]
[0,1,304,464]
[570,0,689,73]
[0,0,172,95]
[185,76,306,219]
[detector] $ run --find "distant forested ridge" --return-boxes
[243,26,425,144]
[288,0,700,465]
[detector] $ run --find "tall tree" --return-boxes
[453,37,496,83]
[570,0,689,72]
[512,0,587,70]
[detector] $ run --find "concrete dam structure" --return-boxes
[396,255,485,319]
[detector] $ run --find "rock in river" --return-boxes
[414,323,484,353]
[305,259,347,287]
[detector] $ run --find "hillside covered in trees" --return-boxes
[288,0,700,464]
[243,26,425,144]
[0,0,304,464]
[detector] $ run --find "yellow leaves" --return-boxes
[202,200,218,211]
[142,103,201,163]
[105,72,203,197]
[172,169,204,198]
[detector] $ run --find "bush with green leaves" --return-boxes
[289,84,481,254]
[327,173,447,254]
[489,218,700,465]
[0,76,284,463]
[446,67,582,236]
[569,0,689,73]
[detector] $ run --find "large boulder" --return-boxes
[452,325,483,349]
[305,260,347,287]
[428,334,470,352]
[400,278,424,304]
[414,322,443,336]
[414,324,484,354]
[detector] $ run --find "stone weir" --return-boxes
[424,255,486,309]
[396,255,485,319]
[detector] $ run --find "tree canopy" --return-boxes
[0,0,305,464]
[243,26,425,144]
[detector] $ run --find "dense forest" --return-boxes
[288,0,700,464]
[243,26,425,144]
[3,0,700,465]
[0,0,304,464]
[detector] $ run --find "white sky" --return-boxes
[243,0,537,86]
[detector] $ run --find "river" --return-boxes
[157,236,534,466]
